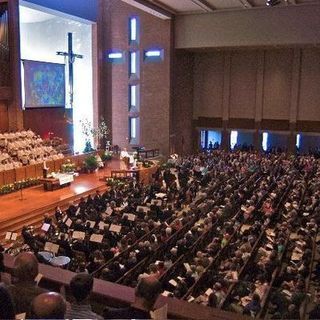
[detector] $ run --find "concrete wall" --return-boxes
[175,4,320,49]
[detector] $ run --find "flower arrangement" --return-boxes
[105,178,127,188]
[61,160,76,173]
[0,178,40,195]
[80,117,110,153]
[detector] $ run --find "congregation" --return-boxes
[1,150,320,319]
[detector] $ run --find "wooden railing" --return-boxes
[137,148,160,159]
[3,254,249,320]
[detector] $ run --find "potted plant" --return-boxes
[84,155,98,173]
[101,150,113,162]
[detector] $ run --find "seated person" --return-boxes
[104,277,164,319]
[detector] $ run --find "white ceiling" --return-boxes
[144,0,320,14]
[19,6,56,24]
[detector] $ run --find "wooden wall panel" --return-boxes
[262,49,293,120]
[35,163,43,178]
[229,51,257,119]
[193,52,224,119]
[0,101,9,132]
[15,167,26,182]
[25,165,36,179]
[3,169,15,184]
[54,159,64,172]
[0,171,4,187]
[298,48,320,121]
[23,108,73,146]
[46,161,55,174]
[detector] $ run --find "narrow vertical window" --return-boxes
[130,117,137,139]
[230,131,238,150]
[262,132,268,151]
[129,85,138,111]
[129,17,139,44]
[130,17,137,41]
[130,51,137,75]
[296,134,301,149]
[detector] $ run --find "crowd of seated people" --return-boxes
[1,150,320,319]
[0,129,64,172]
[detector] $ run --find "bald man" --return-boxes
[8,252,47,315]
[30,292,66,319]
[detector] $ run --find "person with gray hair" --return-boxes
[7,252,47,315]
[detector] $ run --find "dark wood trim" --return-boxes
[296,121,320,133]
[195,117,223,128]
[0,87,12,100]
[228,118,255,129]
[261,119,290,131]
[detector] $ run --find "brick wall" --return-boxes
[98,0,171,155]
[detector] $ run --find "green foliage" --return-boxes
[101,151,113,161]
[0,178,40,195]
[84,155,98,171]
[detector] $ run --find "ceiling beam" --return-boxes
[147,0,178,15]
[191,0,215,12]
[121,0,173,19]
[238,0,253,8]
[285,0,297,4]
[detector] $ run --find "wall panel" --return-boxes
[229,51,257,119]
[298,48,320,121]
[262,49,293,120]
[193,52,224,119]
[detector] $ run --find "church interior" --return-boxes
[1,0,320,319]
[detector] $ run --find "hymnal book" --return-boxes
[41,223,50,232]
[65,219,72,228]
[169,279,177,287]
[151,199,162,206]
[35,273,43,285]
[90,234,103,243]
[106,207,113,216]
[86,220,96,228]
[205,288,213,296]
[150,304,167,320]
[109,224,122,233]
[136,206,150,213]
[99,221,106,230]
[5,232,17,241]
[123,213,136,221]
[72,231,85,240]
[44,242,59,254]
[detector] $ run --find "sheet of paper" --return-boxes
[205,288,213,296]
[169,279,177,287]
[65,219,72,228]
[5,232,12,240]
[150,304,167,320]
[109,224,121,233]
[72,231,85,240]
[35,273,43,285]
[41,223,50,232]
[90,234,103,243]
